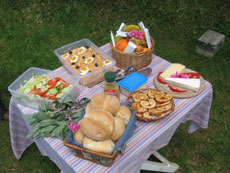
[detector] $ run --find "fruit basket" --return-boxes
[110,22,155,70]
[127,88,175,122]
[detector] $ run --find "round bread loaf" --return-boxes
[91,92,120,114]
[73,129,84,145]
[114,105,131,125]
[79,108,114,141]
[83,137,115,154]
[110,116,126,142]
[85,102,93,113]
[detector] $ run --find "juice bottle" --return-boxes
[104,71,120,99]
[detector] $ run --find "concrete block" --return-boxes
[196,30,225,57]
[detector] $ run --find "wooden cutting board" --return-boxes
[154,70,205,99]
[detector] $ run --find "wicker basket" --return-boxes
[64,139,119,167]
[110,37,155,70]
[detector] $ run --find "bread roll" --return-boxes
[115,105,131,125]
[110,116,125,142]
[83,137,115,154]
[73,129,84,145]
[79,108,114,141]
[91,92,120,114]
[85,102,93,113]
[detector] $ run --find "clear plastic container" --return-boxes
[54,39,116,86]
[8,67,80,110]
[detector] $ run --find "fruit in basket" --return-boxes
[114,36,123,43]
[143,47,149,52]
[135,45,144,52]
[122,25,140,32]
[115,39,128,51]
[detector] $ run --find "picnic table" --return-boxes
[9,43,213,172]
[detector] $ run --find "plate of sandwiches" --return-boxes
[154,63,205,98]
[127,88,175,121]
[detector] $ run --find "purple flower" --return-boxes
[67,121,80,132]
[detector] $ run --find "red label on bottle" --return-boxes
[105,89,117,96]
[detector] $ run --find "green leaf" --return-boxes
[34,112,50,121]
[72,110,84,119]
[62,95,74,104]
[56,121,70,126]
[33,130,41,139]
[38,100,48,111]
[27,132,35,139]
[30,123,40,133]
[51,125,65,138]
[24,113,37,120]
[29,118,38,126]
[39,119,57,127]
[40,125,56,134]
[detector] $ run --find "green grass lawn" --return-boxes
[0,0,229,172]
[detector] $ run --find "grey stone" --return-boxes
[196,30,225,57]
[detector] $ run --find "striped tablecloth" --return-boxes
[9,43,213,173]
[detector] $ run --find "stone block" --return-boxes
[196,30,225,57]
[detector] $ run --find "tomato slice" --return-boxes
[168,85,187,93]
[157,72,168,84]
[59,79,66,83]
[46,94,58,101]
[29,89,48,97]
[48,81,57,89]
[47,78,57,85]
[183,72,201,79]
[61,84,69,89]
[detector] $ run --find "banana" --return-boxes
[122,25,140,32]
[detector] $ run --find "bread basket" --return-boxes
[110,37,155,70]
[64,104,137,167]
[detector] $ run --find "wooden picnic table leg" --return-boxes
[141,151,179,173]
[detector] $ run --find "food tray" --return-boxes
[8,67,80,110]
[54,39,116,86]
[127,88,175,122]
[64,105,137,167]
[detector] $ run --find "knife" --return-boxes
[87,67,152,88]
[115,67,152,82]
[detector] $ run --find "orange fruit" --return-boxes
[116,39,128,51]
[135,45,143,52]
[143,47,148,52]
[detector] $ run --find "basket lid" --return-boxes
[117,72,148,92]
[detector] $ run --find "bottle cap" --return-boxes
[104,71,116,82]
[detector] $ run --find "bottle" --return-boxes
[104,71,120,99]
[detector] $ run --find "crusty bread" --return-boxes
[91,92,120,114]
[114,106,131,125]
[73,129,84,145]
[79,108,114,141]
[85,102,93,113]
[110,117,125,142]
[83,137,115,154]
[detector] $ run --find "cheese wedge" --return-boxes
[160,64,186,80]
[165,78,201,92]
